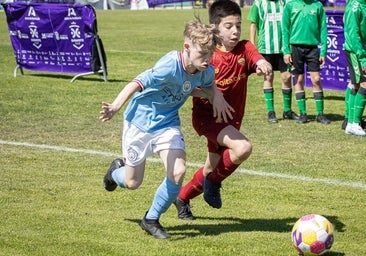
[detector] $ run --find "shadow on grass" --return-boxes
[20,73,128,83]
[170,216,297,236]
[126,215,345,255]
[325,95,345,101]
[127,214,345,237]
[305,114,344,122]
[304,95,344,101]
[322,252,345,256]
[299,94,346,122]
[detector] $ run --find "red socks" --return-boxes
[207,149,239,183]
[178,149,239,202]
[178,167,204,202]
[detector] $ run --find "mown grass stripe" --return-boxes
[1,139,365,190]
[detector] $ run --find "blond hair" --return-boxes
[183,19,220,53]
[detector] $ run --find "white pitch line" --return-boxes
[1,139,366,190]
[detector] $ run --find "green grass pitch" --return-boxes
[0,7,364,256]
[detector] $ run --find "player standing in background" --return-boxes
[282,0,331,124]
[343,0,366,136]
[174,0,272,220]
[247,0,299,123]
[99,19,231,239]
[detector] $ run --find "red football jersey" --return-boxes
[192,40,264,129]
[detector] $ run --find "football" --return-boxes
[291,214,334,255]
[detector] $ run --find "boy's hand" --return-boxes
[212,91,234,123]
[283,54,292,65]
[99,102,118,122]
[319,56,326,67]
[256,59,272,76]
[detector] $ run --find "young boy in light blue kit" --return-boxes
[99,19,232,239]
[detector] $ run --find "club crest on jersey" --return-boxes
[183,81,191,92]
[238,57,245,66]
[127,148,138,162]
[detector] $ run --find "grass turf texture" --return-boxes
[0,7,365,256]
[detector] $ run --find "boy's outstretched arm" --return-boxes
[99,81,141,122]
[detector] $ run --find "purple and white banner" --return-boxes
[4,2,96,73]
[305,10,348,91]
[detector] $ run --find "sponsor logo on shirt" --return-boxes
[215,73,248,87]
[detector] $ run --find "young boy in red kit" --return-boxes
[174,0,272,220]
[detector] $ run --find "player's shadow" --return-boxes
[170,216,297,237]
[127,215,345,238]
[305,113,344,122]
[304,94,344,102]
[325,215,346,232]
[303,94,346,122]
[127,215,345,255]
[324,252,345,256]
[325,95,345,101]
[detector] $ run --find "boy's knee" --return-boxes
[235,141,252,161]
[173,167,186,184]
[243,141,253,157]
[125,179,142,190]
[311,74,321,85]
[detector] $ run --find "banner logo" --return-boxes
[27,6,37,18]
[29,23,42,49]
[4,3,96,73]
[69,23,84,50]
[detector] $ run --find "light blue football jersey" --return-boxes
[124,50,215,133]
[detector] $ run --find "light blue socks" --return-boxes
[111,166,127,188]
[146,177,181,220]
[111,169,181,220]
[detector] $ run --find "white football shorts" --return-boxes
[122,120,185,166]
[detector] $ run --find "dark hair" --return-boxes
[209,0,242,25]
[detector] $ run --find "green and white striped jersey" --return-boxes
[247,0,285,54]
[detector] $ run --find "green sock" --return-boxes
[314,91,324,115]
[282,88,292,113]
[295,91,306,115]
[354,87,366,124]
[348,89,357,123]
[264,87,275,113]
[344,86,351,119]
